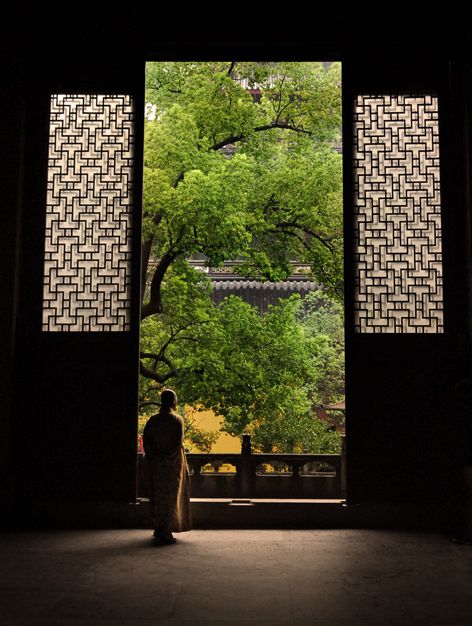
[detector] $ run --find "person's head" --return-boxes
[161,388,177,411]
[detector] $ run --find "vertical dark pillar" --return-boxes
[239,433,254,498]
[343,56,469,524]
[0,16,25,514]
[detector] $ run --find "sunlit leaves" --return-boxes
[143,61,343,290]
[140,61,344,452]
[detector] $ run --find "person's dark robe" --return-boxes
[143,410,191,532]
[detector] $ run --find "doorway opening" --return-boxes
[138,61,345,500]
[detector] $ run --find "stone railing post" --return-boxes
[291,461,301,479]
[188,458,204,497]
[239,433,253,498]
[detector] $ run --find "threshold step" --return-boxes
[191,498,345,505]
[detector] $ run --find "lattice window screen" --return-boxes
[353,94,444,333]
[42,94,134,331]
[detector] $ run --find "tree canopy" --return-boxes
[140,61,344,452]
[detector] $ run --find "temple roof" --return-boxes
[212,280,319,292]
[324,400,346,412]
[211,279,319,314]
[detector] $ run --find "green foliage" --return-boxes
[300,290,345,408]
[193,292,344,453]
[181,425,220,454]
[252,414,341,454]
[141,284,344,453]
[143,61,343,291]
[140,61,344,453]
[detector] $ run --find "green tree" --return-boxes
[140,61,343,451]
[141,61,342,376]
[300,290,345,408]
[248,291,344,453]
[141,288,344,453]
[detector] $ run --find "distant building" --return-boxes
[316,401,345,433]
[188,257,319,315]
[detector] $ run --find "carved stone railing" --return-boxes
[138,434,346,500]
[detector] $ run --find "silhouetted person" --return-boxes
[143,388,191,544]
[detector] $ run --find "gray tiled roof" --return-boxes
[211,280,319,314]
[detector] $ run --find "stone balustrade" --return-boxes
[138,434,346,500]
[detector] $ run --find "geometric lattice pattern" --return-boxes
[42,94,134,331]
[353,94,444,333]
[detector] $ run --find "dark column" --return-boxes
[0,13,25,516]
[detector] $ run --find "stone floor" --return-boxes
[0,529,471,625]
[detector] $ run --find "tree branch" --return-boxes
[274,221,337,252]
[158,320,211,356]
[140,352,168,361]
[227,62,237,77]
[173,171,185,186]
[141,237,154,302]
[140,351,177,383]
[274,100,293,124]
[262,194,277,215]
[272,75,286,118]
[209,122,312,152]
[141,250,178,320]
[276,228,312,253]
[140,361,177,384]
[139,401,161,409]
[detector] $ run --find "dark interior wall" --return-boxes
[343,55,472,515]
[11,34,146,503]
[0,9,25,507]
[347,336,466,505]
[2,9,472,524]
